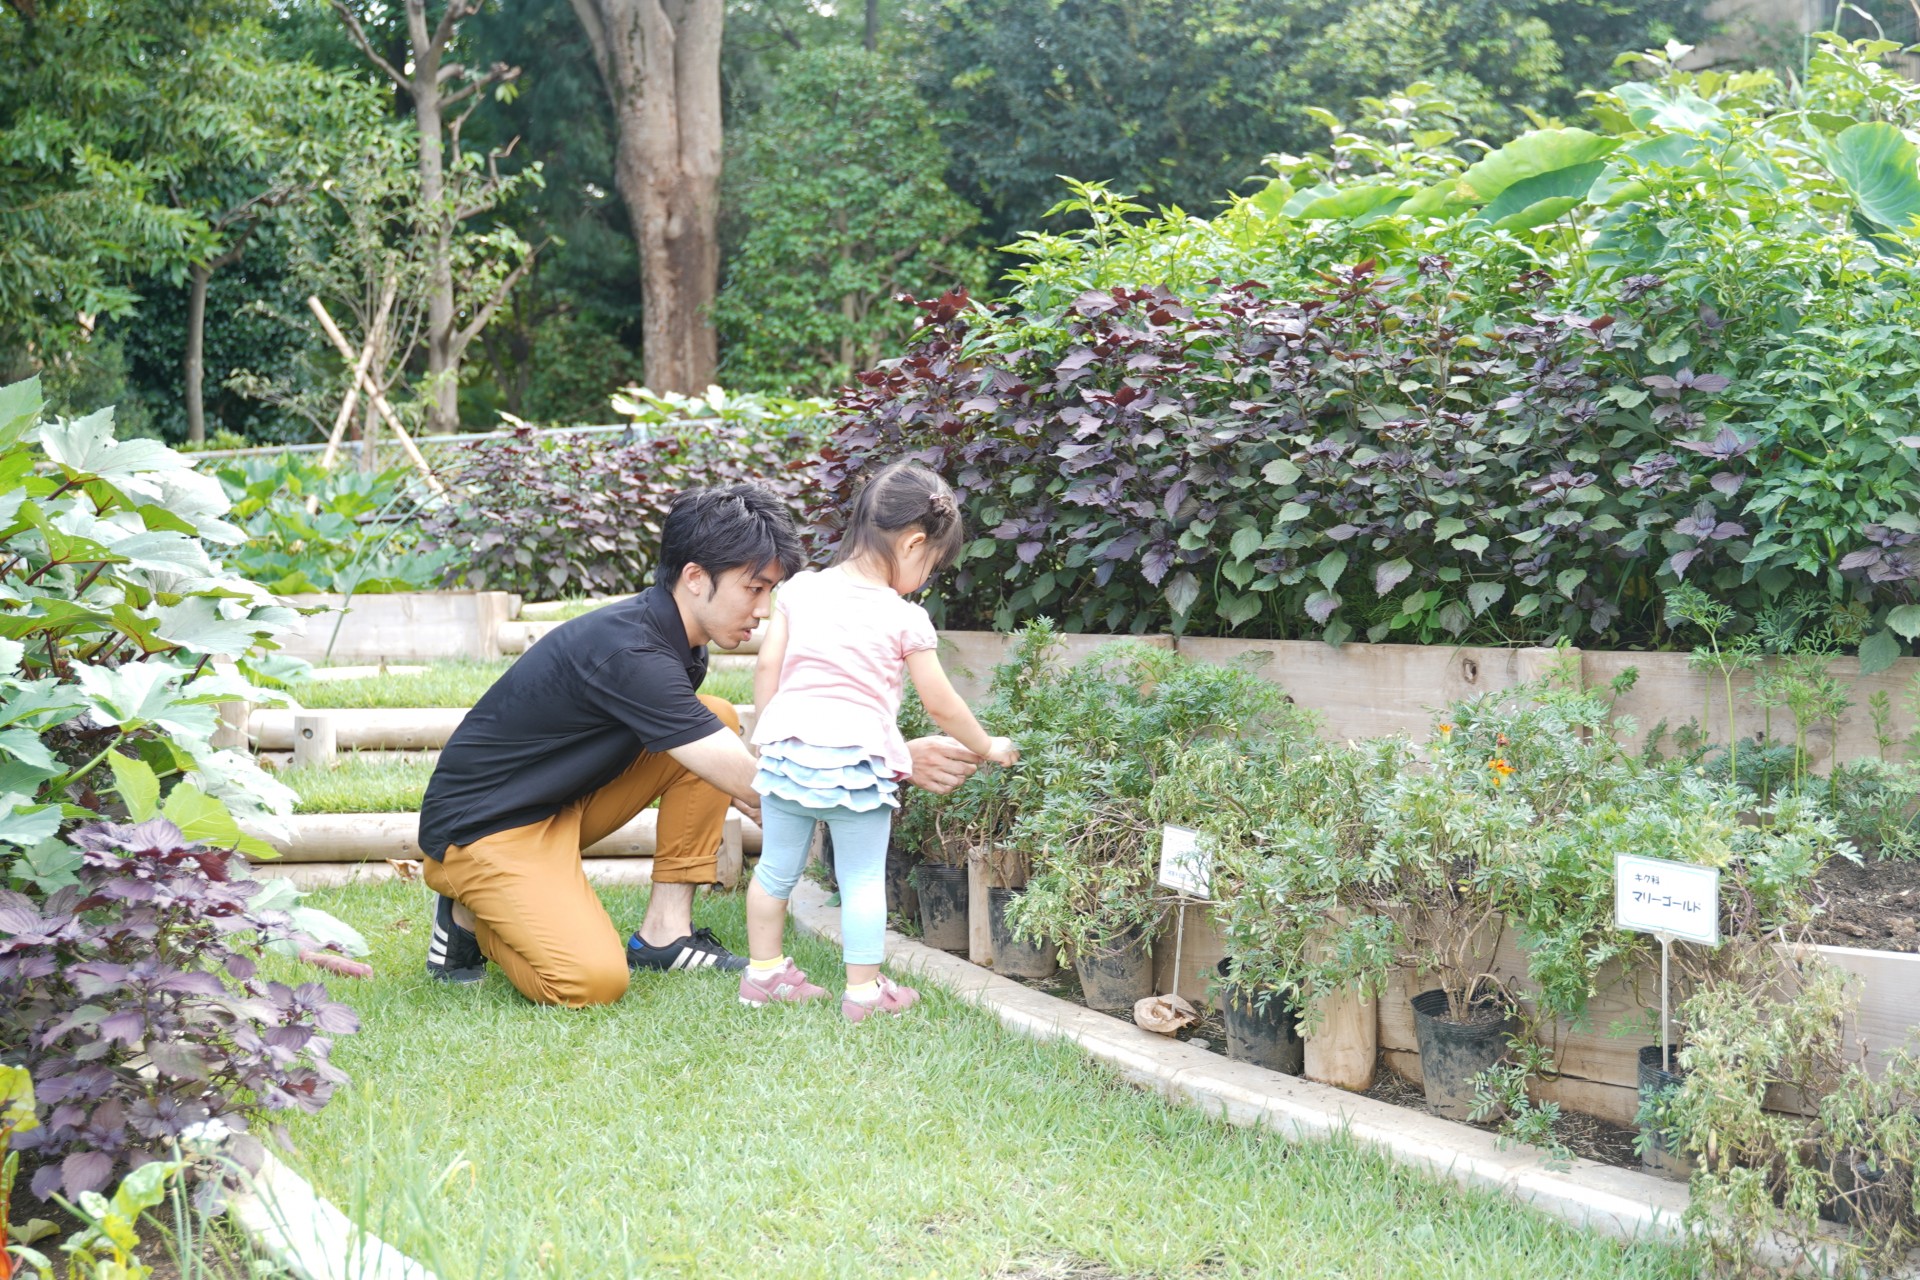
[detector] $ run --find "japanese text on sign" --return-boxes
[1157,824,1214,899]
[1614,854,1720,946]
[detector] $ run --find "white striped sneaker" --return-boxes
[426,894,486,984]
[625,927,749,973]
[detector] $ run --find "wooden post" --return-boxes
[966,845,992,965]
[291,713,338,769]
[210,699,252,753]
[305,296,446,495]
[715,810,744,889]
[1303,982,1378,1092]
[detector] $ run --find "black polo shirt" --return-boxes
[416,585,723,860]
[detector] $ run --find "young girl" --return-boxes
[740,461,1017,1021]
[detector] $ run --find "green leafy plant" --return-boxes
[0,377,366,1209]
[1152,733,1400,1026]
[207,453,453,595]
[987,639,1305,958]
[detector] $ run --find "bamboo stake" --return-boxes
[305,295,446,496]
[318,281,396,472]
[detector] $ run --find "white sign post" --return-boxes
[1157,825,1214,1001]
[1614,854,1721,1073]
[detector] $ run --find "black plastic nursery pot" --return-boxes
[1821,1148,1905,1228]
[1409,988,1517,1122]
[885,843,920,920]
[1635,1044,1694,1183]
[1216,958,1304,1075]
[987,887,1057,980]
[1075,921,1155,1014]
[912,863,969,954]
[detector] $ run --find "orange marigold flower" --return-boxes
[1489,757,1515,777]
[1496,733,1509,746]
[1437,723,1454,735]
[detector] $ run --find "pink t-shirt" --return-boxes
[749,568,939,778]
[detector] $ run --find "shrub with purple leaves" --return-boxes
[425,417,821,598]
[0,818,358,1203]
[821,278,1734,647]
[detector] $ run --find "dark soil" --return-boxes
[6,1158,249,1279]
[1809,856,1920,952]
[1363,1064,1642,1170]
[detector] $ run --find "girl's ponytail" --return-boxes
[834,461,966,580]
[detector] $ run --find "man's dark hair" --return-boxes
[657,483,805,594]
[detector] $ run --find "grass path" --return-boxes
[288,660,754,711]
[278,881,1698,1280]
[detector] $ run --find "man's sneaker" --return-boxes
[626,926,749,973]
[426,894,485,984]
[842,975,920,1024]
[737,959,828,1007]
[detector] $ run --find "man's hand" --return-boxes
[905,735,981,795]
[730,794,761,825]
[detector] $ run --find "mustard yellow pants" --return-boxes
[422,695,739,1007]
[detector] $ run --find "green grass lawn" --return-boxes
[277,881,1699,1280]
[290,660,517,709]
[288,659,754,711]
[280,754,436,813]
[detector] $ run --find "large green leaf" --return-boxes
[1480,161,1608,231]
[153,596,266,657]
[0,679,89,731]
[73,661,216,737]
[161,782,274,858]
[0,727,59,775]
[37,409,187,502]
[0,598,115,640]
[1401,129,1619,217]
[1248,177,1293,217]
[1292,183,1417,221]
[0,377,43,451]
[1611,82,1724,134]
[0,797,61,848]
[100,529,215,579]
[1278,182,1338,217]
[19,502,123,572]
[1827,122,1920,235]
[108,753,160,821]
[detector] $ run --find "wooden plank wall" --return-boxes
[1586,650,1920,769]
[939,629,1920,760]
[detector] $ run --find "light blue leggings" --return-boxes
[751,793,894,966]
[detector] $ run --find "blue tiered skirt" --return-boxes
[752,739,901,812]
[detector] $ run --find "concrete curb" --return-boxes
[783,881,1698,1251]
[229,1150,437,1280]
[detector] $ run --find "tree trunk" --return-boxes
[185,262,211,445]
[570,0,723,395]
[406,0,459,435]
[184,235,249,445]
[865,0,878,51]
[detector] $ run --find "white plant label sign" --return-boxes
[1614,854,1720,946]
[1157,824,1213,900]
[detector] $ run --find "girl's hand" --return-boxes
[985,736,1020,766]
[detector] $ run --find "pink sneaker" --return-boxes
[842,975,920,1023]
[738,960,828,1007]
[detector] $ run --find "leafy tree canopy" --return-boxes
[713,45,992,394]
[911,0,1707,246]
